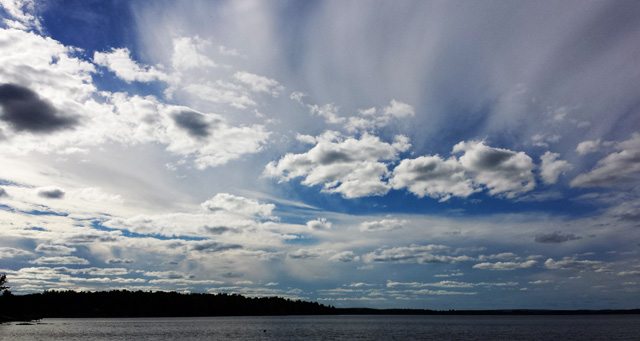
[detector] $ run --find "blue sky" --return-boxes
[0,0,639,310]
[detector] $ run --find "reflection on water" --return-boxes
[1,315,639,341]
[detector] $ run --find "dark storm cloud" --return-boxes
[37,187,65,199]
[172,110,212,138]
[0,83,78,133]
[535,231,582,244]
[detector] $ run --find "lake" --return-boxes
[1,315,639,340]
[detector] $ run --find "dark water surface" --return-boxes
[1,315,639,340]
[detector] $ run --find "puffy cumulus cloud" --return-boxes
[0,83,79,133]
[0,246,32,258]
[391,155,477,201]
[329,251,359,262]
[571,133,640,188]
[103,213,250,238]
[0,0,42,31]
[102,194,287,242]
[345,99,415,133]
[359,218,407,232]
[0,28,96,102]
[531,134,561,148]
[308,103,345,124]
[264,132,411,198]
[454,141,535,198]
[93,47,169,83]
[544,257,609,272]
[288,248,323,260]
[234,71,284,97]
[34,244,76,255]
[163,106,271,169]
[36,186,65,199]
[383,99,415,118]
[534,231,581,244]
[362,245,473,264]
[29,256,90,265]
[472,260,537,271]
[576,139,602,155]
[201,193,275,219]
[0,29,269,168]
[105,96,270,169]
[171,36,217,70]
[392,140,535,200]
[306,217,332,230]
[539,152,572,184]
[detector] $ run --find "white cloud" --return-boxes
[363,244,473,264]
[359,218,407,232]
[454,140,535,198]
[0,28,95,103]
[472,260,537,271]
[35,244,76,255]
[181,80,257,109]
[0,246,32,258]
[539,151,572,184]
[391,155,477,201]
[382,99,415,118]
[0,0,42,31]
[392,140,535,200]
[29,256,90,265]
[571,134,640,188]
[345,100,415,133]
[576,139,601,155]
[544,257,608,272]
[94,47,169,83]
[288,248,323,260]
[234,71,284,97]
[171,36,217,70]
[306,217,332,230]
[308,103,345,124]
[201,193,275,219]
[329,251,359,262]
[264,132,410,198]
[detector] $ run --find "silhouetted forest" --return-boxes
[1,290,638,322]
[0,290,335,320]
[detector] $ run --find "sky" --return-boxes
[0,0,639,310]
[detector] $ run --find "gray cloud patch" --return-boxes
[0,83,78,133]
[106,258,135,264]
[172,110,212,137]
[535,231,582,244]
[37,187,65,199]
[203,226,232,235]
[0,187,7,197]
[189,241,242,253]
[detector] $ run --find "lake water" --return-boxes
[1,315,639,340]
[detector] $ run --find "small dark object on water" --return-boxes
[263,329,266,332]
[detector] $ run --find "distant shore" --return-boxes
[1,290,638,322]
